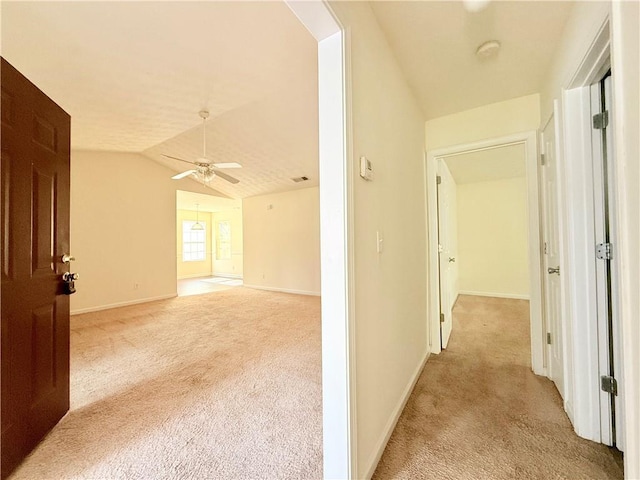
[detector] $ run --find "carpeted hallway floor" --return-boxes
[373,295,624,480]
[11,288,322,480]
[11,292,624,479]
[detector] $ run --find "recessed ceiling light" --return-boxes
[476,40,501,58]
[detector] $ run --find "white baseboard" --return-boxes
[71,294,177,315]
[363,350,430,479]
[458,290,530,300]
[243,284,320,297]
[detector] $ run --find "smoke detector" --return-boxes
[476,40,501,58]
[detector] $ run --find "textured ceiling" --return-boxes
[370,1,574,119]
[444,143,525,184]
[2,1,575,198]
[176,190,241,214]
[1,1,318,199]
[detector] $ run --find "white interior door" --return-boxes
[541,114,564,397]
[437,160,454,348]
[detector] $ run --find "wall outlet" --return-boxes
[133,283,139,290]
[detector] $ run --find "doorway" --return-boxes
[426,132,544,374]
[175,190,243,297]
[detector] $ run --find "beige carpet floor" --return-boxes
[11,288,322,480]
[373,295,624,480]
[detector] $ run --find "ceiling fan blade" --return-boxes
[171,170,196,180]
[162,154,198,165]
[212,162,242,169]
[213,170,240,184]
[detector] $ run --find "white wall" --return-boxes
[70,150,213,314]
[330,2,428,477]
[540,1,610,123]
[611,1,639,476]
[242,187,320,295]
[425,94,540,151]
[457,176,530,299]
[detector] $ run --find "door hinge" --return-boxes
[436,175,442,185]
[593,111,609,130]
[540,153,546,166]
[440,313,445,323]
[546,332,552,345]
[601,375,618,396]
[596,243,612,260]
[544,242,548,255]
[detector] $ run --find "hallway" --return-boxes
[374,295,623,479]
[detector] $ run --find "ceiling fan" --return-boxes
[163,110,241,185]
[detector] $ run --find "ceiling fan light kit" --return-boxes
[163,110,241,185]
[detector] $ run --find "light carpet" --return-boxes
[11,288,322,480]
[373,295,624,479]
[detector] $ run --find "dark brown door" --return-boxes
[1,57,71,479]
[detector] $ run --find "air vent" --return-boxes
[292,176,309,183]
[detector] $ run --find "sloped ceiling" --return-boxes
[2,1,576,198]
[1,1,318,199]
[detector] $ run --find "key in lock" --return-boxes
[62,272,78,295]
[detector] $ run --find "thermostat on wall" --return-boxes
[360,156,373,181]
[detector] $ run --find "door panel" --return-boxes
[1,57,71,479]
[541,112,564,397]
[437,159,455,348]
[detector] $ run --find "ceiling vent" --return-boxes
[292,176,309,183]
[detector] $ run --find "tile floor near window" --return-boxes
[177,276,243,297]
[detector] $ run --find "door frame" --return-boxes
[284,2,356,478]
[540,106,566,398]
[559,17,628,447]
[426,131,545,375]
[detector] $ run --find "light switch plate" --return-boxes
[360,156,373,181]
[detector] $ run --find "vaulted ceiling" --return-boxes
[1,1,318,199]
[2,1,575,198]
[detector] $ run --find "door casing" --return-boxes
[425,131,544,375]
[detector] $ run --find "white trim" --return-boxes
[70,294,177,315]
[426,131,544,375]
[458,291,530,301]
[426,152,441,354]
[422,151,432,351]
[362,350,430,480]
[560,86,602,442]
[611,1,639,473]
[243,284,320,297]
[284,2,355,478]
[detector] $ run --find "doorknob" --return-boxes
[547,266,560,275]
[448,257,456,263]
[61,253,75,264]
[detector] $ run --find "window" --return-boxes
[182,221,206,261]
[216,221,231,260]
